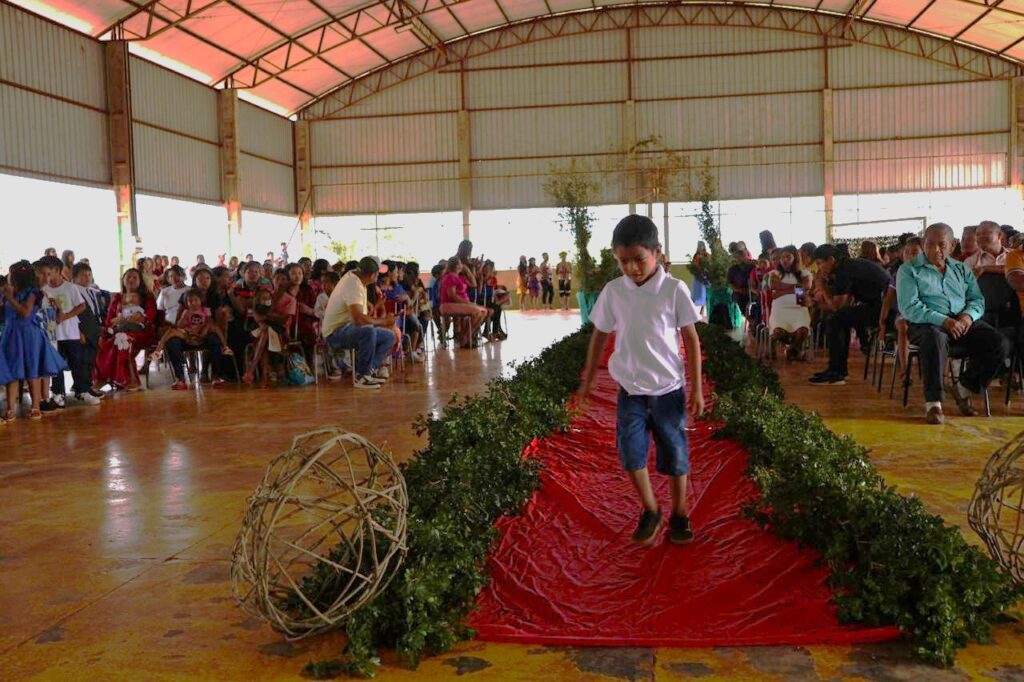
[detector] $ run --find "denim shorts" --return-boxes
[616,387,690,476]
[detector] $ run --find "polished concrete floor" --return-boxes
[2,312,1023,681]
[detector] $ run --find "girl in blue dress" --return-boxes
[2,261,66,420]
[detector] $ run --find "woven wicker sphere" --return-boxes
[231,428,408,639]
[969,430,1024,585]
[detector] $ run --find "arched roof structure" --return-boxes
[10,0,1024,116]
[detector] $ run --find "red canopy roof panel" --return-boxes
[8,0,1024,115]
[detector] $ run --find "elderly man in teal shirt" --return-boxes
[897,222,1008,424]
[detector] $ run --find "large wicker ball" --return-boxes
[969,430,1024,585]
[231,428,408,639]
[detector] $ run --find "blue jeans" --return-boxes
[616,387,690,476]
[326,324,394,376]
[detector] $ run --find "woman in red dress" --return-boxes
[94,268,157,391]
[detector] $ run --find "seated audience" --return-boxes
[963,221,1007,276]
[897,222,1008,424]
[321,257,397,390]
[157,265,188,330]
[767,245,811,360]
[439,256,489,348]
[94,268,157,391]
[156,288,227,390]
[808,244,890,385]
[726,243,755,319]
[878,237,922,368]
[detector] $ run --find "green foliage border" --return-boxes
[309,322,1019,676]
[698,322,1022,666]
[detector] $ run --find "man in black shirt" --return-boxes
[726,244,755,319]
[809,244,890,385]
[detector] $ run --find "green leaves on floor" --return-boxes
[698,322,1022,666]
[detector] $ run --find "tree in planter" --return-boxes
[542,160,617,322]
[687,161,738,328]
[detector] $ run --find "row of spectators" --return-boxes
[715,221,1020,424]
[0,239,511,417]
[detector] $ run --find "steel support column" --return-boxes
[822,87,835,243]
[623,99,637,214]
[458,109,472,239]
[218,88,242,254]
[294,119,314,257]
[1011,76,1023,197]
[104,41,137,273]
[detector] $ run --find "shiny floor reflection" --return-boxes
[2,313,1022,681]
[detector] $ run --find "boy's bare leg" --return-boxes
[628,468,659,513]
[670,475,688,517]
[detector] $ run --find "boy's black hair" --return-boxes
[344,260,359,272]
[71,262,92,278]
[431,264,444,278]
[611,215,659,250]
[169,264,185,277]
[39,255,63,270]
[210,265,228,278]
[813,244,845,262]
[798,242,816,255]
[321,271,340,284]
[10,260,37,291]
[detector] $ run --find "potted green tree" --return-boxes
[687,161,739,328]
[543,161,616,324]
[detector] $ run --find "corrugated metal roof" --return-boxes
[8,0,1023,116]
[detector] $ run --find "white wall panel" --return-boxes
[306,22,1013,214]
[131,57,218,143]
[714,145,823,199]
[0,83,109,184]
[834,81,1008,142]
[313,163,459,214]
[637,93,821,150]
[633,50,822,100]
[465,63,627,109]
[471,159,589,209]
[830,43,978,89]
[632,24,822,59]
[310,114,458,166]
[0,3,106,110]
[472,104,621,159]
[834,134,1008,194]
[239,102,293,164]
[330,71,459,118]
[241,155,296,214]
[467,31,625,69]
[134,124,221,202]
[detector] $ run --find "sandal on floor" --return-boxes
[29,409,42,421]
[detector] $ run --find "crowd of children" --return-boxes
[0,243,515,421]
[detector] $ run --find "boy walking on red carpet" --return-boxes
[577,215,705,546]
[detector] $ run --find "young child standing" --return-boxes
[2,261,66,420]
[577,215,705,546]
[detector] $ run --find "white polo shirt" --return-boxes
[963,248,1007,271]
[589,267,700,396]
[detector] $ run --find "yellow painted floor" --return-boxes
[2,312,1022,681]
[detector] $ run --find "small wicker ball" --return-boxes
[969,430,1024,585]
[231,428,408,639]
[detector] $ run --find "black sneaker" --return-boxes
[808,372,846,385]
[631,507,662,546]
[39,400,59,415]
[669,515,694,545]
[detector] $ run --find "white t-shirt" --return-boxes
[314,292,330,320]
[43,280,84,342]
[157,285,189,324]
[589,267,700,396]
[321,272,368,337]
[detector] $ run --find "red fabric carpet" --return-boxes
[468,348,899,648]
